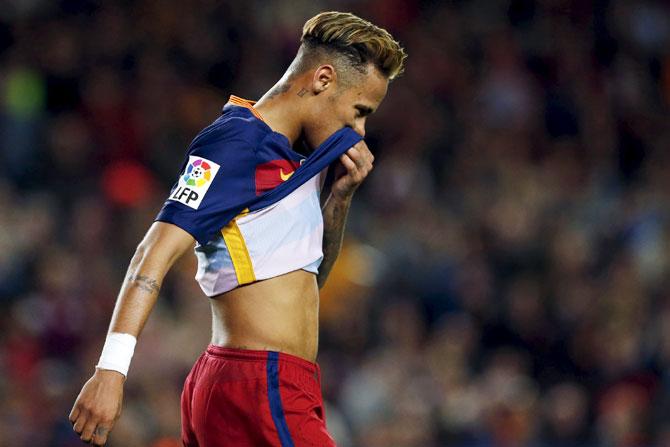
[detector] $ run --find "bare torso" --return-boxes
[209,270,320,362]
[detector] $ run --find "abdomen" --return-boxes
[209,270,320,362]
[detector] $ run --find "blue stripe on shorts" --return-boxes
[266,351,295,447]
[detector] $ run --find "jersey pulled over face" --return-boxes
[155,96,363,296]
[302,65,389,150]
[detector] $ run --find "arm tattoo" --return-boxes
[128,274,161,295]
[317,197,350,288]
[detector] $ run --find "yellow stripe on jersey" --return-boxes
[221,218,256,285]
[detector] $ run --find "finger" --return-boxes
[93,425,111,446]
[80,419,98,443]
[339,153,358,174]
[345,148,366,168]
[352,141,374,163]
[341,151,374,183]
[73,412,88,435]
[346,153,373,178]
[353,140,369,152]
[347,148,374,172]
[69,405,80,424]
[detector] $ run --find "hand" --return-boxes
[69,368,125,445]
[331,140,374,201]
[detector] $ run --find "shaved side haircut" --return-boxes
[288,11,407,87]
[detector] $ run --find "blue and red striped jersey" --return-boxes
[155,95,363,246]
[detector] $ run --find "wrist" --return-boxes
[330,190,354,204]
[94,367,127,383]
[96,332,137,377]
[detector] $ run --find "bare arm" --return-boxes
[69,221,195,446]
[318,194,352,288]
[108,221,195,336]
[317,141,374,288]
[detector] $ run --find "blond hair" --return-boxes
[300,11,407,80]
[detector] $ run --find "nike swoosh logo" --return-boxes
[280,168,294,181]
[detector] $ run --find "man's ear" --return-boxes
[312,65,336,94]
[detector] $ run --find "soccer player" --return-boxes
[69,11,406,446]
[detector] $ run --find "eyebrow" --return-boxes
[355,104,374,116]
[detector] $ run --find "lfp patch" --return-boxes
[169,156,220,209]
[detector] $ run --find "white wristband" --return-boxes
[96,332,137,377]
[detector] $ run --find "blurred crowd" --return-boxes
[1,0,670,446]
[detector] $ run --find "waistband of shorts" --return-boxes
[205,344,319,375]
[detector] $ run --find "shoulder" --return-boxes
[188,108,271,154]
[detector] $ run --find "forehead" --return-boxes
[351,67,388,107]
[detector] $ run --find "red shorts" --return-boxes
[181,345,336,447]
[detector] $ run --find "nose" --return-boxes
[354,121,366,138]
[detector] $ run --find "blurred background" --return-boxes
[1,0,670,446]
